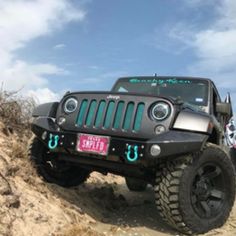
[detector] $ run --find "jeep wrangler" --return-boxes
[29,76,235,235]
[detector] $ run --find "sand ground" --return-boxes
[0,129,236,236]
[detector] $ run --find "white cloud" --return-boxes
[0,0,86,103]
[53,44,66,50]
[0,0,85,52]
[27,88,60,104]
[88,65,100,70]
[188,0,236,75]
[183,0,216,7]
[163,0,236,95]
[2,61,69,91]
[187,1,236,85]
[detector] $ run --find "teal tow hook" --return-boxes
[48,134,59,150]
[127,145,139,162]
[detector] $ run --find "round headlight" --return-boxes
[151,102,170,121]
[64,98,78,113]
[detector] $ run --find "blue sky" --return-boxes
[1,0,236,110]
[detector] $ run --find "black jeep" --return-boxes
[29,76,235,235]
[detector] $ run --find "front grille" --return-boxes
[76,99,145,132]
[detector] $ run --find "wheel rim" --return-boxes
[191,163,225,219]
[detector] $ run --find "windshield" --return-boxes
[112,77,209,106]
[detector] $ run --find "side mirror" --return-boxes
[216,102,232,116]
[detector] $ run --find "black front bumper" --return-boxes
[32,117,208,165]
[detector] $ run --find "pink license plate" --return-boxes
[77,133,110,156]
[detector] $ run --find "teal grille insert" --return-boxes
[123,102,134,130]
[113,101,124,129]
[76,99,88,127]
[133,103,144,131]
[76,98,144,133]
[85,100,97,127]
[95,100,106,128]
[104,101,115,129]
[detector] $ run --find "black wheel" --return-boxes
[125,177,147,192]
[28,137,90,187]
[155,143,235,235]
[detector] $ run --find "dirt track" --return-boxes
[0,127,236,236]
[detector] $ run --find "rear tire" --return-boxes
[154,143,235,235]
[125,177,147,192]
[28,137,90,187]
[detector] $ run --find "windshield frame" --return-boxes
[112,76,211,108]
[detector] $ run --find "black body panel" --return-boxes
[56,92,176,139]
[32,102,59,118]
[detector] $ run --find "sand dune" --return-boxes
[0,126,236,236]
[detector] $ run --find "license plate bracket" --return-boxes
[76,133,110,156]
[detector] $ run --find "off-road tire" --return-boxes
[229,148,236,171]
[125,177,147,192]
[154,143,235,235]
[28,137,90,187]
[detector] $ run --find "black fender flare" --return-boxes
[32,102,59,118]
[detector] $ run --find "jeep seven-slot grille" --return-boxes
[76,99,145,132]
